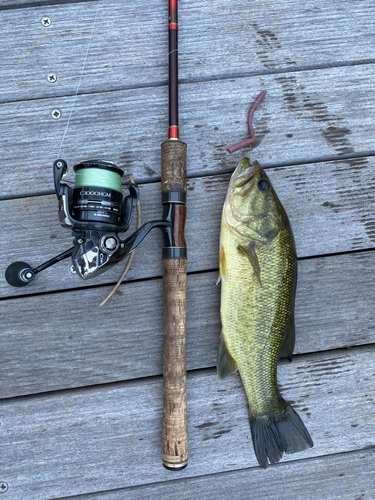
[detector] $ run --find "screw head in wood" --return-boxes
[0,482,8,493]
[42,17,51,27]
[48,73,57,83]
[51,109,61,120]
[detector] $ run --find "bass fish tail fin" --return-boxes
[250,404,313,469]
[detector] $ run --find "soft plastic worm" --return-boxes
[226,90,267,154]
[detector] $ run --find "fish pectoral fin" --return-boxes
[217,246,228,285]
[278,313,295,361]
[217,334,238,379]
[237,243,262,286]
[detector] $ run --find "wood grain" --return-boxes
[0,346,373,499]
[1,64,375,197]
[1,1,375,498]
[1,0,375,103]
[63,447,375,500]
[0,251,374,398]
[1,157,375,297]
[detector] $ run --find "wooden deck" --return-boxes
[1,0,375,498]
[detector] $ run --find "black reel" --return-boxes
[5,159,173,287]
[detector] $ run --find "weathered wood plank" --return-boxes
[1,157,374,297]
[1,64,375,198]
[0,1,96,7]
[1,0,375,102]
[63,447,375,500]
[0,346,373,499]
[1,251,374,398]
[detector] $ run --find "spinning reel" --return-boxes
[5,159,172,287]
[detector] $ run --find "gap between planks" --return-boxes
[2,63,375,197]
[1,0,375,103]
[0,345,374,498]
[2,156,375,298]
[3,60,375,108]
[55,446,375,500]
[1,252,375,398]
[2,150,375,202]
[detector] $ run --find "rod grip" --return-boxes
[161,138,188,469]
[162,257,188,470]
[161,140,187,196]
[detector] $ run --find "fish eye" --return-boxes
[258,179,270,192]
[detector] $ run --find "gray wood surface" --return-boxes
[1,0,375,103]
[1,251,374,398]
[0,346,373,499]
[0,1,97,8]
[64,448,375,500]
[1,63,375,197]
[2,156,374,297]
[1,0,375,498]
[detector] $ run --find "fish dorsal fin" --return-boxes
[238,243,262,286]
[217,246,228,285]
[217,334,238,379]
[278,313,295,361]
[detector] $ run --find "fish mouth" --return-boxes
[232,158,261,188]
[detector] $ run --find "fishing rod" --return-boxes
[5,0,188,471]
[161,0,188,470]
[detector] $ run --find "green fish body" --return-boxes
[218,157,313,468]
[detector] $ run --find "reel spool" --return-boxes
[6,159,173,287]
[71,161,124,226]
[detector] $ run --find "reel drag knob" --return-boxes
[5,261,35,287]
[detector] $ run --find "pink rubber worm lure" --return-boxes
[226,90,267,154]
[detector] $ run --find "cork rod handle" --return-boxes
[161,139,188,470]
[162,257,188,469]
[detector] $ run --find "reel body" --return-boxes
[6,159,172,287]
[55,159,139,280]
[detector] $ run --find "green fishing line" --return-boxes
[74,168,122,192]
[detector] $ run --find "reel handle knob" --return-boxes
[5,262,35,287]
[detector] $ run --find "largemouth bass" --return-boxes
[218,157,313,468]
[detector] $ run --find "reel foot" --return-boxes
[5,262,35,287]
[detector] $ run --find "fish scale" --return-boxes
[218,157,313,468]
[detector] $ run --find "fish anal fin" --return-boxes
[278,314,295,361]
[217,246,228,285]
[238,243,262,286]
[217,334,238,379]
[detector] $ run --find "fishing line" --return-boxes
[74,167,122,192]
[57,0,102,159]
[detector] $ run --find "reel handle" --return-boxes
[161,139,188,470]
[5,248,74,287]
